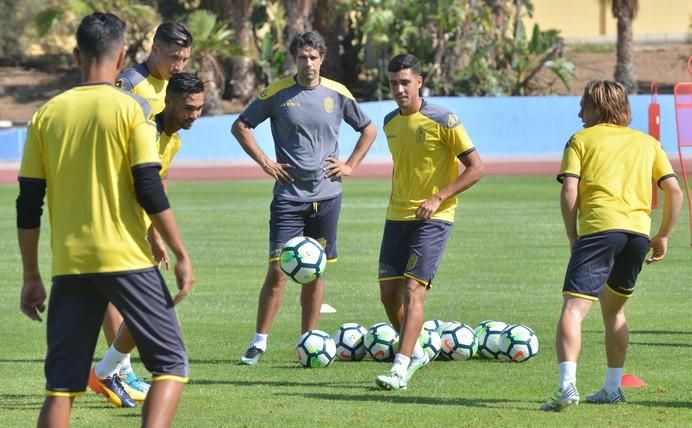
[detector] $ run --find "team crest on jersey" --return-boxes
[115,79,123,89]
[324,96,334,113]
[447,113,459,128]
[317,237,327,250]
[415,127,427,145]
[406,253,418,271]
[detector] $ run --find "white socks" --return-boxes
[412,342,426,361]
[250,332,268,351]
[391,353,410,377]
[95,346,129,379]
[558,361,577,390]
[604,367,624,393]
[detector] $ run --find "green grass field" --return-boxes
[1,177,691,427]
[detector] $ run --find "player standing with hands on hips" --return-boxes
[232,31,377,365]
[541,80,682,411]
[375,54,484,390]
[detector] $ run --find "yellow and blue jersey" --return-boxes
[19,84,160,276]
[117,63,167,116]
[558,123,676,237]
[383,99,475,222]
[155,113,181,178]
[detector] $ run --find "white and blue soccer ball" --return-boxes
[498,324,539,362]
[280,236,327,284]
[423,319,445,334]
[296,329,336,368]
[474,320,509,359]
[418,328,442,361]
[332,322,367,361]
[439,321,477,361]
[364,322,399,362]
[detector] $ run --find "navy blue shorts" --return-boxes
[378,220,453,287]
[45,268,189,395]
[563,231,650,300]
[269,195,341,262]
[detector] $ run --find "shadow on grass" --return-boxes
[0,394,44,410]
[190,378,367,389]
[630,330,692,336]
[0,358,44,363]
[289,392,531,410]
[633,400,692,409]
[629,341,692,348]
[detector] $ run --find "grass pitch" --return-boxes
[1,177,691,427]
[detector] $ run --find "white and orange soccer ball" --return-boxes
[364,322,399,362]
[280,236,327,284]
[296,330,336,368]
[332,323,367,361]
[497,324,539,362]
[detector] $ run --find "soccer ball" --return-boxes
[498,324,539,362]
[418,328,442,361]
[296,329,336,368]
[332,322,367,361]
[423,319,445,334]
[474,320,509,359]
[364,322,399,362]
[280,236,327,284]
[439,321,477,361]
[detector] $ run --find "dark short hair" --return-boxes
[166,72,204,98]
[153,22,193,48]
[289,31,327,59]
[582,80,631,126]
[76,12,126,60]
[388,54,422,75]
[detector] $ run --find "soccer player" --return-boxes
[374,54,484,390]
[17,13,193,426]
[116,22,193,115]
[89,72,204,405]
[99,21,193,400]
[231,30,377,366]
[540,80,682,411]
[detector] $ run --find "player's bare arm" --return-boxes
[18,228,46,321]
[647,176,683,263]
[415,150,485,220]
[560,176,580,248]
[231,118,294,183]
[149,209,194,305]
[324,122,377,181]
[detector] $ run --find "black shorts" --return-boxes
[45,268,188,395]
[563,231,650,300]
[269,195,341,262]
[378,220,453,287]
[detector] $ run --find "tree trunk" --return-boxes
[312,0,343,81]
[226,0,263,104]
[612,0,639,93]
[614,15,637,93]
[281,0,313,76]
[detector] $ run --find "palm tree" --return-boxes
[186,9,234,115]
[612,0,639,93]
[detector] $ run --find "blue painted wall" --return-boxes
[1,94,682,161]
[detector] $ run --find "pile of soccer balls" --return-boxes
[295,319,538,368]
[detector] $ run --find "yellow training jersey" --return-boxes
[155,114,182,178]
[557,123,676,237]
[19,84,160,276]
[117,63,167,116]
[383,100,475,222]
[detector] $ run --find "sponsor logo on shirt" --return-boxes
[324,96,334,113]
[447,113,459,128]
[115,79,123,88]
[280,101,301,108]
[415,127,426,145]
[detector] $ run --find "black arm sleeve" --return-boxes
[16,177,46,229]
[132,164,170,214]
